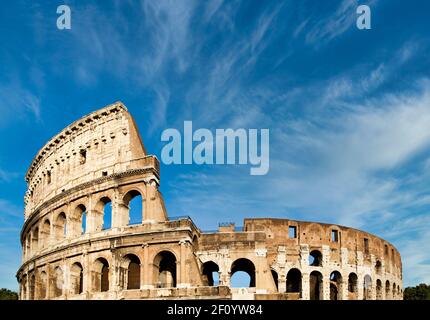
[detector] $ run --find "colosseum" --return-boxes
[17,102,403,300]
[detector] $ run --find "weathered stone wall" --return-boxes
[17,102,403,300]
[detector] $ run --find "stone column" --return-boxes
[278,274,286,293]
[63,260,69,299]
[178,239,190,288]
[301,272,310,300]
[341,278,348,300]
[142,243,152,289]
[83,251,90,294]
[322,274,330,300]
[357,276,364,300]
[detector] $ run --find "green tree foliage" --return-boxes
[403,283,430,300]
[0,288,18,300]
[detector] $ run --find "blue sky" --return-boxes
[1,0,430,291]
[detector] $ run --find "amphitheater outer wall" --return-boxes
[17,102,403,300]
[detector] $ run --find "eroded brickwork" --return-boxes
[17,102,403,300]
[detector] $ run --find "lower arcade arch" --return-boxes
[230,258,256,288]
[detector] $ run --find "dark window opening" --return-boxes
[331,230,339,242]
[286,268,302,295]
[271,270,278,290]
[155,251,177,288]
[47,171,51,184]
[79,149,87,164]
[310,271,323,300]
[364,238,369,254]
[102,171,108,176]
[126,255,141,290]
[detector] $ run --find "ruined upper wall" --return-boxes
[24,102,149,220]
[242,218,402,272]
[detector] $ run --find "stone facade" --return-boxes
[17,102,403,300]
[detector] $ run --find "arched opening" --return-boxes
[392,283,397,297]
[309,271,323,300]
[25,234,31,258]
[385,280,390,299]
[309,250,322,266]
[202,261,219,286]
[363,275,372,300]
[53,266,63,298]
[41,219,50,248]
[376,279,383,300]
[71,262,84,295]
[375,260,382,275]
[230,258,256,288]
[154,251,177,288]
[125,254,141,290]
[271,270,279,291]
[94,258,110,292]
[55,212,67,240]
[29,273,35,300]
[192,235,199,251]
[21,275,27,300]
[39,271,47,299]
[286,268,302,296]
[31,228,39,253]
[330,271,342,300]
[75,204,87,235]
[123,190,143,225]
[348,272,358,299]
[97,197,112,230]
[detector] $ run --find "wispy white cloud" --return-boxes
[165,79,430,286]
[0,82,41,127]
[304,0,377,47]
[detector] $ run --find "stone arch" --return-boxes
[286,268,302,296]
[54,212,67,240]
[304,223,324,243]
[123,254,141,290]
[70,262,84,295]
[123,189,144,225]
[74,204,87,235]
[271,269,279,291]
[192,235,199,251]
[93,257,110,292]
[376,279,383,300]
[95,196,112,231]
[202,261,219,286]
[41,219,51,248]
[363,275,372,300]
[29,273,36,300]
[31,227,39,254]
[309,250,322,266]
[39,271,47,299]
[309,271,323,300]
[52,266,64,298]
[21,274,27,300]
[385,280,391,299]
[392,282,397,297]
[153,250,177,288]
[230,258,256,288]
[348,272,358,299]
[330,271,343,300]
[25,234,31,258]
[375,260,382,275]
